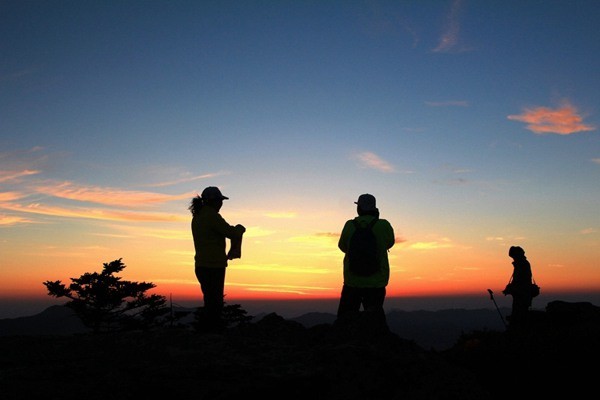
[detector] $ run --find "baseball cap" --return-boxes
[355,193,376,211]
[201,186,229,200]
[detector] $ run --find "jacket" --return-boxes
[191,206,245,268]
[338,215,395,288]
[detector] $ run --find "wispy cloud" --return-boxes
[0,191,27,202]
[0,147,49,170]
[232,265,331,275]
[408,237,453,250]
[228,281,332,295]
[103,224,190,240]
[355,151,395,173]
[591,158,600,165]
[0,203,187,222]
[34,181,191,207]
[316,232,340,238]
[409,241,453,250]
[395,236,407,244]
[143,172,222,188]
[0,169,40,183]
[0,214,34,226]
[507,102,596,135]
[432,0,467,53]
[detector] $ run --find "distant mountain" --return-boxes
[0,305,508,350]
[287,308,509,350]
[385,308,509,350]
[289,311,336,327]
[0,305,89,336]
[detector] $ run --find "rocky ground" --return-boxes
[1,300,598,400]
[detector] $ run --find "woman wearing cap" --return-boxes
[189,186,246,332]
[336,193,395,331]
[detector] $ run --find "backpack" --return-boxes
[347,218,380,276]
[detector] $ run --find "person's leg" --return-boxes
[362,287,389,331]
[509,295,529,328]
[336,284,362,319]
[195,266,226,331]
[204,268,226,309]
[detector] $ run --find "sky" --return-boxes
[1,0,599,318]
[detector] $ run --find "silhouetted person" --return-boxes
[336,193,395,332]
[189,186,245,333]
[502,245,533,328]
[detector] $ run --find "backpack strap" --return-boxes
[354,217,378,228]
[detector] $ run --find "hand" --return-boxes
[236,224,246,233]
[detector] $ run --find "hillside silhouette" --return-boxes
[1,300,598,399]
[0,304,508,350]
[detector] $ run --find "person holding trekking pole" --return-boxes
[502,246,534,329]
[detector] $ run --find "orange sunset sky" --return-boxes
[1,1,599,317]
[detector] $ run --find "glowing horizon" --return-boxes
[1,1,599,317]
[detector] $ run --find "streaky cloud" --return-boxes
[395,236,407,244]
[0,169,40,183]
[410,241,453,250]
[234,264,330,275]
[229,282,330,291]
[106,225,190,240]
[356,151,395,172]
[0,191,26,202]
[228,282,332,295]
[142,172,222,188]
[34,181,191,207]
[0,203,187,222]
[432,0,465,53]
[0,214,34,226]
[316,232,340,238]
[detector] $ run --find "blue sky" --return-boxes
[1,1,599,317]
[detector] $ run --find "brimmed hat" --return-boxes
[201,186,229,200]
[355,193,376,211]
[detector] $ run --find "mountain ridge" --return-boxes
[0,304,509,350]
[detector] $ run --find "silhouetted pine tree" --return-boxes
[43,258,169,333]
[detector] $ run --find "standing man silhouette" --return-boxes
[189,186,245,332]
[336,193,395,331]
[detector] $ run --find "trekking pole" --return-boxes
[487,289,507,329]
